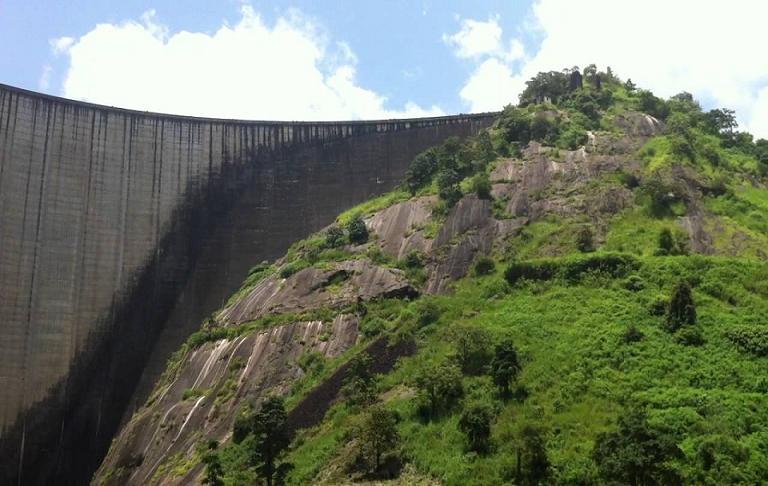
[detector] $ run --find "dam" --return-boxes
[0,83,495,484]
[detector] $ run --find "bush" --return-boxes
[667,281,696,332]
[675,327,705,346]
[458,403,494,453]
[346,214,369,245]
[622,325,644,344]
[726,327,768,356]
[404,250,423,269]
[324,225,345,248]
[623,275,645,292]
[504,253,639,286]
[342,353,376,407]
[415,361,464,419]
[593,408,682,485]
[576,226,595,253]
[415,300,441,327]
[470,172,492,200]
[437,168,463,206]
[405,149,438,194]
[451,324,492,375]
[473,256,496,276]
[489,339,521,397]
[655,227,689,256]
[355,406,400,473]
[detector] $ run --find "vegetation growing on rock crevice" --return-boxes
[101,64,768,486]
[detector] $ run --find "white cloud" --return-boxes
[51,5,442,120]
[450,0,768,138]
[50,37,74,55]
[460,59,524,112]
[443,17,503,59]
[38,65,52,91]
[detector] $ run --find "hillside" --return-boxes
[95,67,768,485]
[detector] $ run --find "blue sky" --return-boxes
[2,0,768,137]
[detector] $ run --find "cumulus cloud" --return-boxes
[51,5,443,120]
[450,0,768,138]
[443,17,503,59]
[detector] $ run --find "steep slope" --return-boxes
[96,68,768,485]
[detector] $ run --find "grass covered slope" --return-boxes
[109,65,768,486]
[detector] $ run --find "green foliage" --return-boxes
[458,403,495,453]
[324,225,345,248]
[472,256,496,276]
[655,227,689,256]
[199,440,224,486]
[238,396,292,486]
[405,149,439,195]
[403,250,424,269]
[488,339,521,397]
[354,405,400,473]
[450,324,492,375]
[342,353,376,407]
[516,426,551,485]
[576,226,595,253]
[518,70,570,106]
[414,299,441,327]
[593,408,682,485]
[637,89,670,119]
[667,281,697,332]
[675,327,705,346]
[726,326,768,356]
[504,253,639,286]
[346,214,369,245]
[415,360,464,420]
[297,352,325,376]
[622,325,644,344]
[469,172,492,200]
[182,388,207,401]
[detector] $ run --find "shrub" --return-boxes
[649,296,668,316]
[355,406,400,473]
[451,324,492,375]
[726,327,768,356]
[473,256,496,276]
[346,214,369,245]
[415,361,464,420]
[324,225,345,248]
[505,253,639,286]
[489,339,521,397]
[623,275,645,292]
[404,250,423,269]
[622,325,644,344]
[516,426,551,485]
[279,260,308,279]
[576,226,595,253]
[405,149,438,194]
[342,353,376,407]
[593,408,682,485]
[675,327,705,346]
[470,172,492,200]
[458,403,495,453]
[667,281,696,332]
[437,168,463,206]
[656,228,689,256]
[415,300,441,327]
[297,352,325,376]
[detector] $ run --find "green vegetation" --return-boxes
[155,65,768,485]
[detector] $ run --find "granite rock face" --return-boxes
[0,83,494,485]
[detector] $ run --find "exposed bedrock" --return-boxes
[0,83,494,485]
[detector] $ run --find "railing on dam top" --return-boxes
[0,83,499,149]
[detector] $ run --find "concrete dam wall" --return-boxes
[0,83,495,484]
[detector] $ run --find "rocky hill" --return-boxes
[95,67,768,485]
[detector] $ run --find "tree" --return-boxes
[343,353,376,407]
[593,408,682,485]
[199,440,224,486]
[489,339,522,397]
[249,397,291,486]
[576,226,595,253]
[516,426,550,485]
[436,167,463,206]
[458,403,494,453]
[356,406,400,473]
[324,225,345,248]
[346,214,369,245]
[405,149,438,194]
[470,172,492,200]
[667,281,696,332]
[451,324,492,375]
[518,70,569,105]
[475,131,496,165]
[704,108,737,137]
[657,228,675,255]
[415,361,464,419]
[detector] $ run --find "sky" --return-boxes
[2,0,768,137]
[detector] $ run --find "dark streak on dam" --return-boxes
[0,83,495,485]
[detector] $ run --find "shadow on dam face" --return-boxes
[0,83,495,485]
